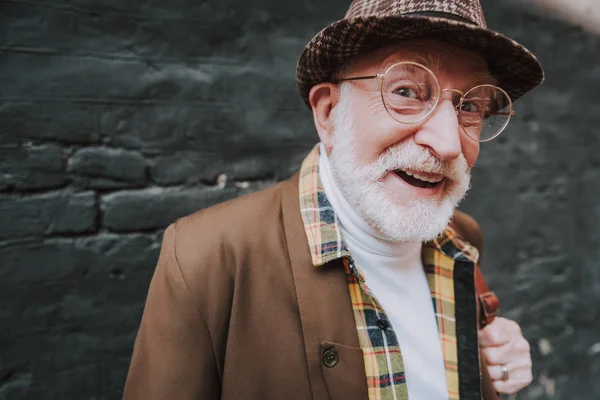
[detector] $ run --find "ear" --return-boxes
[309,82,339,153]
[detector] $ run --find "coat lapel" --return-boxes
[280,174,369,400]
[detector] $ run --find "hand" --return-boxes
[479,317,533,395]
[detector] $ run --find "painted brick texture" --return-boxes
[1,0,599,398]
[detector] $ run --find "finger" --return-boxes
[487,338,531,368]
[493,380,524,395]
[487,365,506,381]
[482,342,516,365]
[479,317,520,347]
[492,369,533,395]
[486,336,531,364]
[487,363,531,382]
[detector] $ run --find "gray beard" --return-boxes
[328,84,471,242]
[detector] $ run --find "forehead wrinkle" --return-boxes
[382,53,442,71]
[467,71,499,87]
[381,53,496,90]
[353,42,496,89]
[450,70,498,93]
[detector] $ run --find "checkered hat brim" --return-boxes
[296,15,544,107]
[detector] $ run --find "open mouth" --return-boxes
[393,170,444,189]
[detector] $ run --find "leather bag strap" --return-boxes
[474,264,500,328]
[448,213,500,328]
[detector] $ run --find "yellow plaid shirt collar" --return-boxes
[298,144,482,400]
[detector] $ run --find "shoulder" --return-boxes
[179,181,286,235]
[450,210,484,257]
[167,179,293,279]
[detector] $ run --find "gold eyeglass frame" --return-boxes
[336,61,515,143]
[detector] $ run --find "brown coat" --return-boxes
[124,173,498,399]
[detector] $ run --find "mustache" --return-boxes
[369,141,470,181]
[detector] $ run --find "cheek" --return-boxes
[351,101,417,163]
[461,138,480,168]
[349,97,388,161]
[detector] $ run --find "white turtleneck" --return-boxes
[319,144,448,400]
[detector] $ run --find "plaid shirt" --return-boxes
[298,145,482,400]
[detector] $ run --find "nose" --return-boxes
[413,98,462,161]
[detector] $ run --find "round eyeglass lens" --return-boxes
[459,85,512,142]
[381,62,440,124]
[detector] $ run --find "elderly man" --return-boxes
[124,0,543,399]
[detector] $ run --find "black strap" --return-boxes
[454,259,482,400]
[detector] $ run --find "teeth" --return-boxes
[403,170,443,183]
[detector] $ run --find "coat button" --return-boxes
[322,348,339,368]
[376,318,389,331]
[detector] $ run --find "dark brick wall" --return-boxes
[0,0,598,398]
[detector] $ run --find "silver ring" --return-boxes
[501,365,510,381]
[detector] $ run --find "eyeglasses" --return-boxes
[336,61,515,142]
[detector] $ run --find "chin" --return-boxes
[356,182,459,243]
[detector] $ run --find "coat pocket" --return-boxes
[320,341,368,400]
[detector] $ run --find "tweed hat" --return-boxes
[296,0,544,107]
